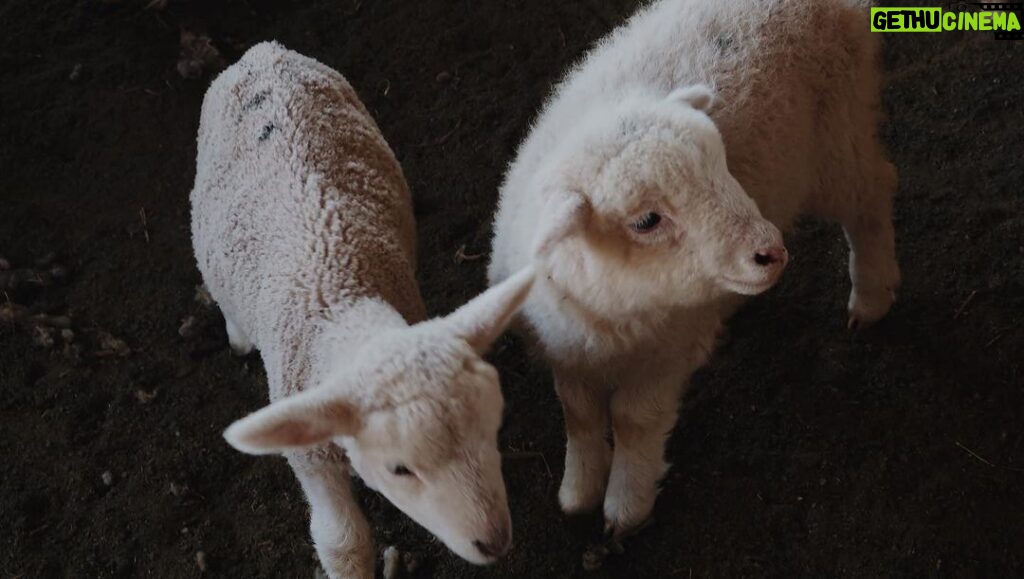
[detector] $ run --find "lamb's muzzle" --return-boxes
[716,221,788,295]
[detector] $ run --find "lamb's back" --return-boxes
[191,42,423,354]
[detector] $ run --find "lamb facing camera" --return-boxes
[192,42,533,579]
[489,0,900,539]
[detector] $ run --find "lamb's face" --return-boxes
[222,268,533,566]
[534,88,787,316]
[341,332,511,565]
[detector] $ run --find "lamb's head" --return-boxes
[532,85,787,316]
[223,267,535,565]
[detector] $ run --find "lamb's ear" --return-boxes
[532,191,590,257]
[667,84,715,112]
[223,390,360,455]
[447,265,535,354]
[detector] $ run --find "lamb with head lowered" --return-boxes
[191,41,533,579]
[488,0,900,540]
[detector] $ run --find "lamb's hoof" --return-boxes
[603,485,656,541]
[582,535,625,572]
[601,515,654,543]
[558,477,605,515]
[847,285,897,330]
[224,317,254,356]
[318,558,373,579]
[229,342,254,356]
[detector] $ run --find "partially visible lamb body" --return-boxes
[191,42,424,406]
[193,43,528,578]
[489,0,898,539]
[191,42,424,577]
[494,0,891,279]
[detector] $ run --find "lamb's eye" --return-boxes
[391,464,414,477]
[631,212,662,233]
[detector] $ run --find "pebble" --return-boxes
[69,63,82,81]
[101,471,114,486]
[49,264,69,282]
[97,332,131,357]
[582,545,607,572]
[35,314,72,329]
[63,343,82,363]
[582,539,623,572]
[178,315,198,339]
[177,30,224,80]
[435,70,452,83]
[403,551,420,574]
[194,284,214,307]
[382,545,401,579]
[32,325,55,349]
[195,550,208,572]
[0,257,9,270]
[0,303,27,323]
[135,389,158,404]
[6,269,37,290]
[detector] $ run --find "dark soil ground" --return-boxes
[2,0,1022,577]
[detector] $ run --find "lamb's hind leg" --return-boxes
[224,314,254,356]
[841,159,901,329]
[288,452,374,579]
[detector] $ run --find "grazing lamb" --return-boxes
[192,42,533,578]
[488,0,900,539]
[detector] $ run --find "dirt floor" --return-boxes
[2,0,1022,577]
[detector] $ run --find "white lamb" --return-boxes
[191,42,533,578]
[488,0,900,539]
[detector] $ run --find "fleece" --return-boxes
[191,41,425,406]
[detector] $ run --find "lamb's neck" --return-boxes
[268,295,408,400]
[581,293,721,344]
[312,296,409,369]
[536,275,723,366]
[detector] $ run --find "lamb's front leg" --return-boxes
[555,372,612,514]
[604,378,683,538]
[288,452,373,579]
[842,160,901,329]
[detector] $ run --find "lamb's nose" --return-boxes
[752,245,788,268]
[473,540,498,558]
[473,538,511,559]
